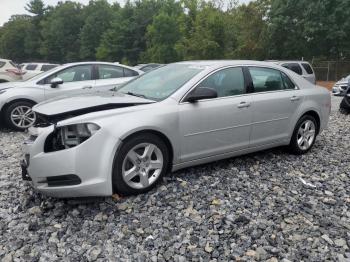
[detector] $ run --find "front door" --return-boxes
[179,67,253,162]
[43,64,96,100]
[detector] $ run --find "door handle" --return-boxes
[237,102,251,108]
[290,96,300,101]
[82,85,93,89]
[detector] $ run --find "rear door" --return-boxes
[248,66,302,146]
[179,66,253,162]
[94,64,139,91]
[42,64,96,100]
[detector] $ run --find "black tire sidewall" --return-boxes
[289,115,317,155]
[112,133,170,196]
[4,101,35,131]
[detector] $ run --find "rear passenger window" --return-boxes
[0,62,5,68]
[41,64,57,72]
[199,67,245,97]
[301,63,314,74]
[25,64,38,71]
[249,67,285,92]
[282,63,303,75]
[124,68,139,77]
[98,65,124,79]
[281,72,296,89]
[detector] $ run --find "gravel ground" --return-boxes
[0,96,349,262]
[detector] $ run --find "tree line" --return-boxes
[0,0,349,65]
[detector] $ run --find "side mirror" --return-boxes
[186,87,218,103]
[50,77,63,88]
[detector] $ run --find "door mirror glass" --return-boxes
[50,77,63,88]
[186,87,218,103]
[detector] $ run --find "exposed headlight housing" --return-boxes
[44,123,100,152]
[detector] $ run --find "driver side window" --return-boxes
[199,67,245,98]
[45,65,92,84]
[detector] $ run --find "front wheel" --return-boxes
[4,101,36,131]
[112,133,170,195]
[288,115,317,155]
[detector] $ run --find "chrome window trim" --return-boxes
[179,65,300,104]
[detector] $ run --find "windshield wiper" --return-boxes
[124,91,147,99]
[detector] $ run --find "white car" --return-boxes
[269,61,316,84]
[0,62,142,130]
[20,63,59,81]
[21,60,331,198]
[0,58,23,83]
[332,75,350,96]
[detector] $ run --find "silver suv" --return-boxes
[0,62,142,130]
[269,61,316,84]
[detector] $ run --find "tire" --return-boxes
[288,115,318,155]
[112,133,170,196]
[4,101,36,131]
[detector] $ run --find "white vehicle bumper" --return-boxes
[21,126,120,198]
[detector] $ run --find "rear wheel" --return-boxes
[289,115,317,154]
[4,101,36,131]
[113,133,169,195]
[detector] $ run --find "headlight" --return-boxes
[44,123,100,152]
[0,90,7,95]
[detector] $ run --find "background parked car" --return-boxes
[332,75,350,96]
[268,60,316,84]
[0,58,23,83]
[20,63,59,81]
[0,61,142,130]
[134,63,164,72]
[340,88,350,113]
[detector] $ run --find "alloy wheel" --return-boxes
[122,143,164,189]
[10,105,36,129]
[297,120,316,150]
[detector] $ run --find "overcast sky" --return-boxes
[0,0,252,26]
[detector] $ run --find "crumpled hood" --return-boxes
[33,91,155,117]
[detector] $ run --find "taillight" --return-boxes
[6,68,23,75]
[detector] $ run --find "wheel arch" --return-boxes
[119,129,174,172]
[1,98,37,114]
[111,129,175,195]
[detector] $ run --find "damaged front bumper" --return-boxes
[21,125,120,198]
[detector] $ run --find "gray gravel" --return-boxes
[0,96,349,261]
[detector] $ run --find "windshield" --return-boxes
[117,64,204,101]
[25,66,62,82]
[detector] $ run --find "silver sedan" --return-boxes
[21,61,331,197]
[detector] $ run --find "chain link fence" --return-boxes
[312,61,350,82]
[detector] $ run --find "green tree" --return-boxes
[97,0,164,64]
[176,2,226,60]
[0,15,33,61]
[25,0,46,18]
[142,0,183,63]
[24,0,47,60]
[225,0,269,60]
[79,0,114,60]
[40,2,84,62]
